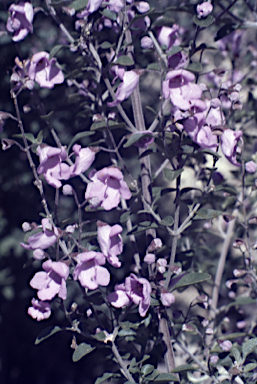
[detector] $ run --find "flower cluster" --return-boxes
[163,69,243,166]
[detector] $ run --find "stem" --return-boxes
[112,342,135,382]
[207,217,236,344]
[158,315,177,374]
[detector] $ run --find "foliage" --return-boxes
[2,0,257,383]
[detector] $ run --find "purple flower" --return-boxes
[144,253,156,264]
[141,36,153,49]
[197,2,213,18]
[85,166,131,211]
[27,298,51,321]
[7,2,33,42]
[27,51,64,89]
[108,273,152,317]
[20,218,59,257]
[163,69,202,110]
[70,144,96,177]
[219,340,232,352]
[108,70,140,107]
[30,260,69,301]
[157,25,180,49]
[37,145,71,188]
[78,0,104,17]
[195,125,218,151]
[108,0,124,13]
[11,57,34,92]
[97,221,123,267]
[220,129,243,166]
[245,160,257,173]
[73,251,110,290]
[160,291,175,307]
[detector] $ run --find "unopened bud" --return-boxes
[147,238,163,252]
[219,340,232,352]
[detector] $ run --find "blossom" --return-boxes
[245,160,257,173]
[108,70,140,107]
[28,298,51,321]
[197,2,213,18]
[144,253,156,264]
[30,260,69,301]
[157,258,167,274]
[163,69,202,110]
[27,51,64,89]
[85,166,131,210]
[78,0,104,18]
[73,251,110,290]
[195,125,218,151]
[37,145,71,188]
[108,0,124,13]
[97,221,123,267]
[219,340,232,352]
[69,144,96,177]
[11,56,34,92]
[220,129,242,166]
[108,273,152,317]
[20,218,59,258]
[7,2,34,42]
[141,36,153,49]
[157,25,180,49]
[160,291,175,307]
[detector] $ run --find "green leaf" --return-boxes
[92,331,106,341]
[214,23,239,42]
[141,364,155,376]
[49,45,65,59]
[160,215,174,227]
[94,372,114,384]
[147,63,160,71]
[13,133,36,144]
[171,364,197,373]
[187,62,203,73]
[171,272,211,291]
[127,221,158,235]
[35,326,62,345]
[218,333,246,341]
[40,110,54,121]
[120,211,131,223]
[244,363,257,373]
[230,346,241,363]
[242,338,257,362]
[227,297,257,310]
[124,132,154,148]
[154,373,179,382]
[193,208,224,220]
[167,45,182,57]
[113,55,134,66]
[214,185,238,196]
[193,14,215,27]
[200,148,221,158]
[67,131,95,152]
[163,168,184,182]
[90,120,126,131]
[72,343,95,362]
[100,41,113,49]
[144,369,159,381]
[36,130,44,144]
[118,329,137,337]
[124,382,138,384]
[100,8,117,21]
[69,0,88,11]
